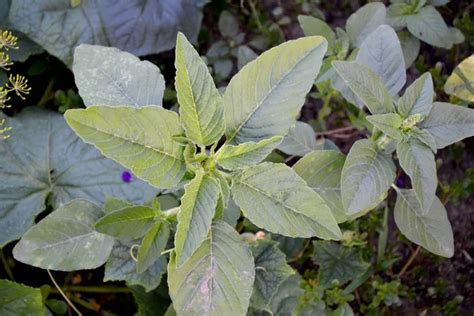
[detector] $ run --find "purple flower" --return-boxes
[396,175,406,188]
[121,171,132,183]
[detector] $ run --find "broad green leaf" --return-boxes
[0,108,156,247]
[175,33,225,146]
[168,220,255,316]
[216,136,282,170]
[218,11,239,38]
[356,25,406,96]
[397,139,437,210]
[386,3,413,29]
[251,238,294,309]
[398,31,421,68]
[277,121,319,156]
[421,102,474,148]
[73,44,165,107]
[224,36,327,144]
[312,241,369,286]
[0,280,48,316]
[407,6,455,48]
[232,162,341,239]
[65,106,186,189]
[411,127,437,152]
[175,169,220,267]
[211,170,231,210]
[95,206,159,239]
[9,0,208,65]
[394,189,454,257]
[293,150,348,223]
[13,199,114,271]
[137,222,170,273]
[367,113,404,140]
[341,139,396,216]
[332,61,393,114]
[130,285,170,316]
[444,55,474,102]
[103,197,135,213]
[104,238,167,292]
[272,234,306,260]
[345,2,386,47]
[297,15,335,51]
[237,45,258,70]
[398,73,434,117]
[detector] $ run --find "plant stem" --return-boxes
[315,126,356,136]
[0,248,14,280]
[37,79,54,107]
[68,296,100,312]
[51,285,132,294]
[398,245,421,277]
[47,270,82,316]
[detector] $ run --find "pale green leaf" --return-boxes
[232,162,341,239]
[398,31,421,68]
[293,150,348,223]
[95,206,159,239]
[346,2,386,47]
[216,136,282,170]
[0,108,157,247]
[421,102,474,148]
[411,127,437,152]
[175,33,225,146]
[103,197,135,214]
[367,113,404,140]
[297,15,335,50]
[130,285,170,316]
[137,222,170,274]
[332,61,393,114]
[168,220,255,316]
[407,6,454,48]
[13,199,114,271]
[394,189,454,257]
[0,280,48,316]
[341,139,396,216]
[397,139,437,210]
[211,170,231,210]
[251,238,294,309]
[386,3,413,29]
[277,121,319,156]
[398,73,434,117]
[444,55,474,102]
[65,106,186,189]
[237,45,258,70]
[73,44,165,107]
[218,11,240,38]
[356,25,406,96]
[312,241,369,286]
[224,36,327,144]
[175,170,220,267]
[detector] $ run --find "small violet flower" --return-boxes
[121,170,133,183]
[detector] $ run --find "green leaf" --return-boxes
[397,139,437,211]
[168,220,255,316]
[137,222,170,274]
[341,139,396,216]
[216,136,282,170]
[65,106,186,189]
[237,45,258,70]
[175,169,220,267]
[175,33,225,146]
[411,127,437,152]
[421,102,474,148]
[0,280,48,316]
[130,285,170,316]
[297,15,335,50]
[312,241,369,287]
[73,44,165,107]
[95,206,159,239]
[103,197,135,213]
[356,25,406,96]
[394,189,454,257]
[224,36,327,144]
[386,3,413,29]
[251,238,294,309]
[277,122,320,156]
[104,238,167,292]
[367,113,404,140]
[398,31,421,68]
[444,55,474,102]
[232,162,341,239]
[218,11,240,38]
[293,150,348,223]
[13,199,114,271]
[0,108,156,247]
[332,61,393,114]
[345,2,386,47]
[398,73,434,118]
[407,6,455,49]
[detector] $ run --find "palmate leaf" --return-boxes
[65,106,186,189]
[175,169,220,267]
[224,36,327,145]
[0,108,156,247]
[168,220,255,316]
[13,199,114,271]
[341,139,396,216]
[421,102,474,149]
[9,0,209,65]
[73,45,165,108]
[394,189,454,257]
[345,2,386,48]
[175,33,224,146]
[0,280,48,316]
[397,73,434,118]
[444,55,474,102]
[137,221,170,274]
[232,162,341,239]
